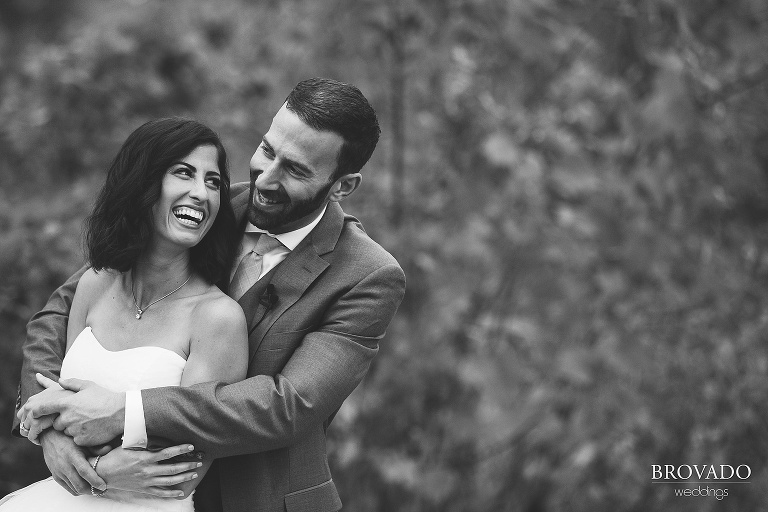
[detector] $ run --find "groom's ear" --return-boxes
[328,173,362,203]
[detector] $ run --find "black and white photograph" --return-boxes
[1,0,767,510]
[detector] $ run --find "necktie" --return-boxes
[230,233,283,300]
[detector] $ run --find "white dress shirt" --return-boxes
[122,206,327,448]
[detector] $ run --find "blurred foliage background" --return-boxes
[2,0,768,510]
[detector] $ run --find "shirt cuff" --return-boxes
[121,390,148,448]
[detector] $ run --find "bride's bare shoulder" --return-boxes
[69,268,122,324]
[187,285,248,381]
[77,267,121,296]
[192,285,247,335]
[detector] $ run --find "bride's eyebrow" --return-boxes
[170,162,196,172]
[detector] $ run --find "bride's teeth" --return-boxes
[173,207,204,224]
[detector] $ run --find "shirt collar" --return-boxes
[244,204,327,251]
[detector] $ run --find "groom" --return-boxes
[13,78,406,512]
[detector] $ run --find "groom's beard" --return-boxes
[247,180,333,232]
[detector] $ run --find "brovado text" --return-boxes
[652,465,751,480]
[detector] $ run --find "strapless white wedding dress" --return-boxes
[0,327,193,512]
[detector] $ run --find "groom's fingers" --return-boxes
[73,458,107,492]
[51,460,91,495]
[23,397,63,419]
[36,372,63,390]
[56,377,88,392]
[27,415,56,445]
[52,474,79,496]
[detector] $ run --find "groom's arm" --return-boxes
[13,266,86,436]
[143,263,406,459]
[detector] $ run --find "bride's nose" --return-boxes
[188,176,208,201]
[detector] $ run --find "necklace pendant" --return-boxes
[131,273,191,322]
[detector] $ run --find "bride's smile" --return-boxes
[172,206,205,226]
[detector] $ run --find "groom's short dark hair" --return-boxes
[85,118,238,284]
[285,78,380,181]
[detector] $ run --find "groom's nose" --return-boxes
[251,159,281,189]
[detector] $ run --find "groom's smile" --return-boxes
[247,103,343,234]
[254,188,288,207]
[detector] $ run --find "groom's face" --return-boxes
[247,104,344,234]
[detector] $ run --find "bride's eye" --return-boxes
[205,175,221,190]
[172,166,193,178]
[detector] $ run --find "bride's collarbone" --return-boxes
[87,304,195,354]
[86,284,216,352]
[106,285,203,319]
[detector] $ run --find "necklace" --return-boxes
[131,272,192,320]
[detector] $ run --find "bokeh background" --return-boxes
[2,0,768,510]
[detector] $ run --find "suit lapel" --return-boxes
[246,202,345,362]
[237,267,277,334]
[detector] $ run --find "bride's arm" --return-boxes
[90,295,247,499]
[181,294,249,388]
[171,293,248,497]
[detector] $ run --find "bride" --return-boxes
[0,118,247,511]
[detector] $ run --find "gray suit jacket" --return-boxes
[14,183,406,512]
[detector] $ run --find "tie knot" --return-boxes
[252,233,282,255]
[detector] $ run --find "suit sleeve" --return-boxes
[142,263,406,459]
[12,266,86,436]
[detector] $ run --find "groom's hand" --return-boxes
[52,377,125,446]
[17,382,72,444]
[40,429,107,496]
[20,374,125,446]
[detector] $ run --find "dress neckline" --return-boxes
[77,326,187,364]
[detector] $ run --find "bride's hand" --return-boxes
[94,444,202,498]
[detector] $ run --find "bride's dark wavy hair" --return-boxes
[85,118,238,284]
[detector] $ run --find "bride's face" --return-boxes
[151,144,222,250]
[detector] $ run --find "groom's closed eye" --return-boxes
[260,140,275,158]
